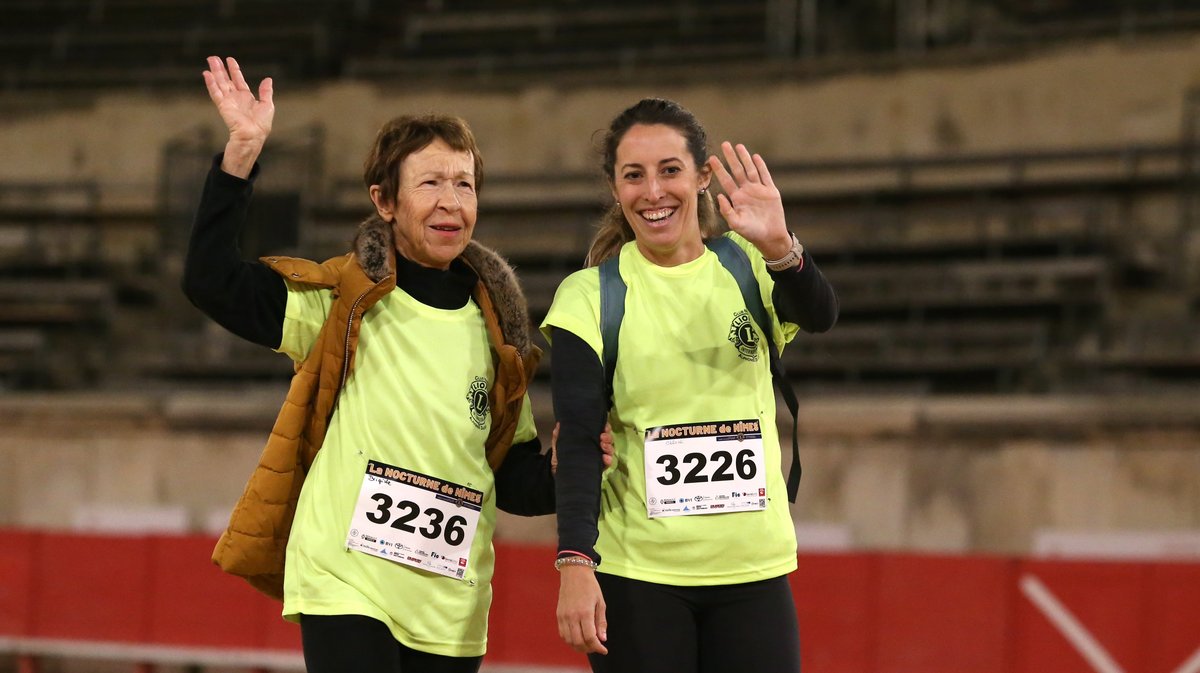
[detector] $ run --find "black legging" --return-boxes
[300,614,483,673]
[588,573,801,673]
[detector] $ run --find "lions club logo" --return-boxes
[727,310,760,362]
[466,377,489,429]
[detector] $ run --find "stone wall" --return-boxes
[3,390,1197,555]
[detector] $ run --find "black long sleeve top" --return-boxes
[181,155,555,516]
[551,249,839,562]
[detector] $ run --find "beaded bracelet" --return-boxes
[554,555,599,571]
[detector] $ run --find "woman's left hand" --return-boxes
[707,142,793,260]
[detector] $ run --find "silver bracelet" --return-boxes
[763,232,804,271]
[554,555,599,571]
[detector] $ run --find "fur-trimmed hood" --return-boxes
[351,214,534,359]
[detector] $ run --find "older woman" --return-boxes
[183,56,608,673]
[544,98,838,672]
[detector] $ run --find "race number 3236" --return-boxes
[643,419,767,519]
[346,460,483,580]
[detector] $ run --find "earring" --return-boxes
[698,187,708,195]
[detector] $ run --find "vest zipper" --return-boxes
[339,286,375,393]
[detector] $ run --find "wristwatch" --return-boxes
[763,232,804,271]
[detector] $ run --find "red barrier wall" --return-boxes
[1,529,1197,672]
[0,530,35,636]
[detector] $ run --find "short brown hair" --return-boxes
[362,114,484,206]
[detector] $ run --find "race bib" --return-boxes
[644,419,768,518]
[346,460,483,580]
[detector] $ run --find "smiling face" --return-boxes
[611,123,711,267]
[369,138,477,270]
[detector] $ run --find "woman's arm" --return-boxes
[769,251,839,334]
[550,327,610,655]
[180,157,288,348]
[494,436,555,516]
[181,56,287,348]
[550,328,608,561]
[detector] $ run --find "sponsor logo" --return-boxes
[759,488,766,496]
[362,535,377,543]
[407,556,423,563]
[710,504,725,509]
[727,310,760,362]
[466,377,490,429]
[458,558,468,567]
[662,498,676,504]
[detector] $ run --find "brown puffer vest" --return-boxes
[210,215,541,600]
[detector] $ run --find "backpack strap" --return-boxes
[599,254,626,402]
[597,239,803,502]
[705,236,803,501]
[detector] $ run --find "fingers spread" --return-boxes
[735,143,760,182]
[707,155,736,196]
[721,141,748,184]
[202,71,223,103]
[228,56,251,91]
[258,77,273,105]
[752,153,775,188]
[717,193,735,221]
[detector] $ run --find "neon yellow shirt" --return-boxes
[277,280,536,657]
[542,233,799,586]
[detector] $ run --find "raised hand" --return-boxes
[202,56,273,178]
[707,141,792,260]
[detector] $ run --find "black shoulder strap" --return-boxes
[599,254,626,402]
[705,237,802,501]
[598,239,803,502]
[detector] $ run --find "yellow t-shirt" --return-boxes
[277,280,536,657]
[541,233,799,586]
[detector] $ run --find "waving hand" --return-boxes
[203,56,273,179]
[707,142,793,260]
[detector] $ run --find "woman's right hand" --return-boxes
[202,55,273,179]
[556,565,609,655]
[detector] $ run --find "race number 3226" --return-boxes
[643,419,768,519]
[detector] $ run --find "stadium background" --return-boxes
[1,1,1199,671]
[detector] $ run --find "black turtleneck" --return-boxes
[393,254,477,310]
[182,155,555,516]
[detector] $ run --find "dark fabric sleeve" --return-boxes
[768,250,839,334]
[550,327,608,564]
[180,154,288,349]
[494,435,556,516]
